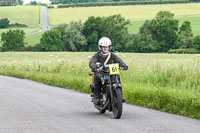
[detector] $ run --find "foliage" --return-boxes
[0,0,23,6]
[192,35,200,50]
[0,18,10,28]
[57,0,189,8]
[1,29,25,51]
[63,21,87,51]
[9,23,28,28]
[83,14,130,51]
[30,1,37,5]
[22,44,42,51]
[40,29,63,51]
[177,21,193,49]
[168,48,199,54]
[149,11,179,52]
[54,23,69,40]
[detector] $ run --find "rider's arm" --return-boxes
[89,52,99,70]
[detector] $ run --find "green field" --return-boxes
[25,32,43,46]
[0,6,41,27]
[0,52,200,119]
[128,16,200,35]
[48,3,200,35]
[0,5,43,46]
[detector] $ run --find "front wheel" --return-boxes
[112,88,122,119]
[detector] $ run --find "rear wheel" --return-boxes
[112,88,122,119]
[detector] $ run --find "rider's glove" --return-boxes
[91,66,97,72]
[122,65,128,70]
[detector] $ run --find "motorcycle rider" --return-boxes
[89,37,128,104]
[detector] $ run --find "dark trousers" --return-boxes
[94,73,121,97]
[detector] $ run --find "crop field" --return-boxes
[48,3,200,35]
[0,52,200,119]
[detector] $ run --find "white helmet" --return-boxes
[98,37,112,50]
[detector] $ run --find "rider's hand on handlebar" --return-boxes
[122,65,128,70]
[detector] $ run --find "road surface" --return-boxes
[26,6,50,36]
[0,75,200,133]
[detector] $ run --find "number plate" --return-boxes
[109,63,120,75]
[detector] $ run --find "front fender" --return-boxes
[112,83,122,89]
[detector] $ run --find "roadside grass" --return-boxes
[0,52,200,119]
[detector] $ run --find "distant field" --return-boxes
[129,16,200,35]
[0,27,41,46]
[48,3,200,35]
[25,32,43,46]
[0,5,43,46]
[48,3,200,24]
[0,6,41,27]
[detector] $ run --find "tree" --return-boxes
[83,14,130,51]
[0,18,10,28]
[83,16,103,51]
[63,21,87,51]
[177,21,193,49]
[192,35,200,50]
[54,23,68,41]
[40,29,63,51]
[102,14,130,51]
[1,29,25,51]
[30,1,37,5]
[149,11,179,52]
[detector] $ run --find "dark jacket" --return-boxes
[89,51,127,69]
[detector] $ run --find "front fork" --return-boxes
[109,75,122,106]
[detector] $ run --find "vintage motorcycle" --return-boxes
[89,62,125,119]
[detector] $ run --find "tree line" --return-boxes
[57,0,190,8]
[0,0,23,6]
[50,0,149,4]
[0,18,27,28]
[50,0,200,4]
[1,11,200,53]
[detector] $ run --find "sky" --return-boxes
[23,0,50,5]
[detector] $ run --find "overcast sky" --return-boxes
[23,0,50,5]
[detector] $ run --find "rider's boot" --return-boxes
[94,95,100,104]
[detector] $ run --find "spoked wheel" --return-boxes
[112,88,122,119]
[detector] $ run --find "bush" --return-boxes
[48,5,54,8]
[22,44,42,51]
[0,18,10,28]
[192,35,200,50]
[168,48,199,54]
[40,29,63,51]
[9,23,28,28]
[1,29,25,51]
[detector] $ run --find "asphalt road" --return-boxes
[26,6,50,36]
[0,75,200,133]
